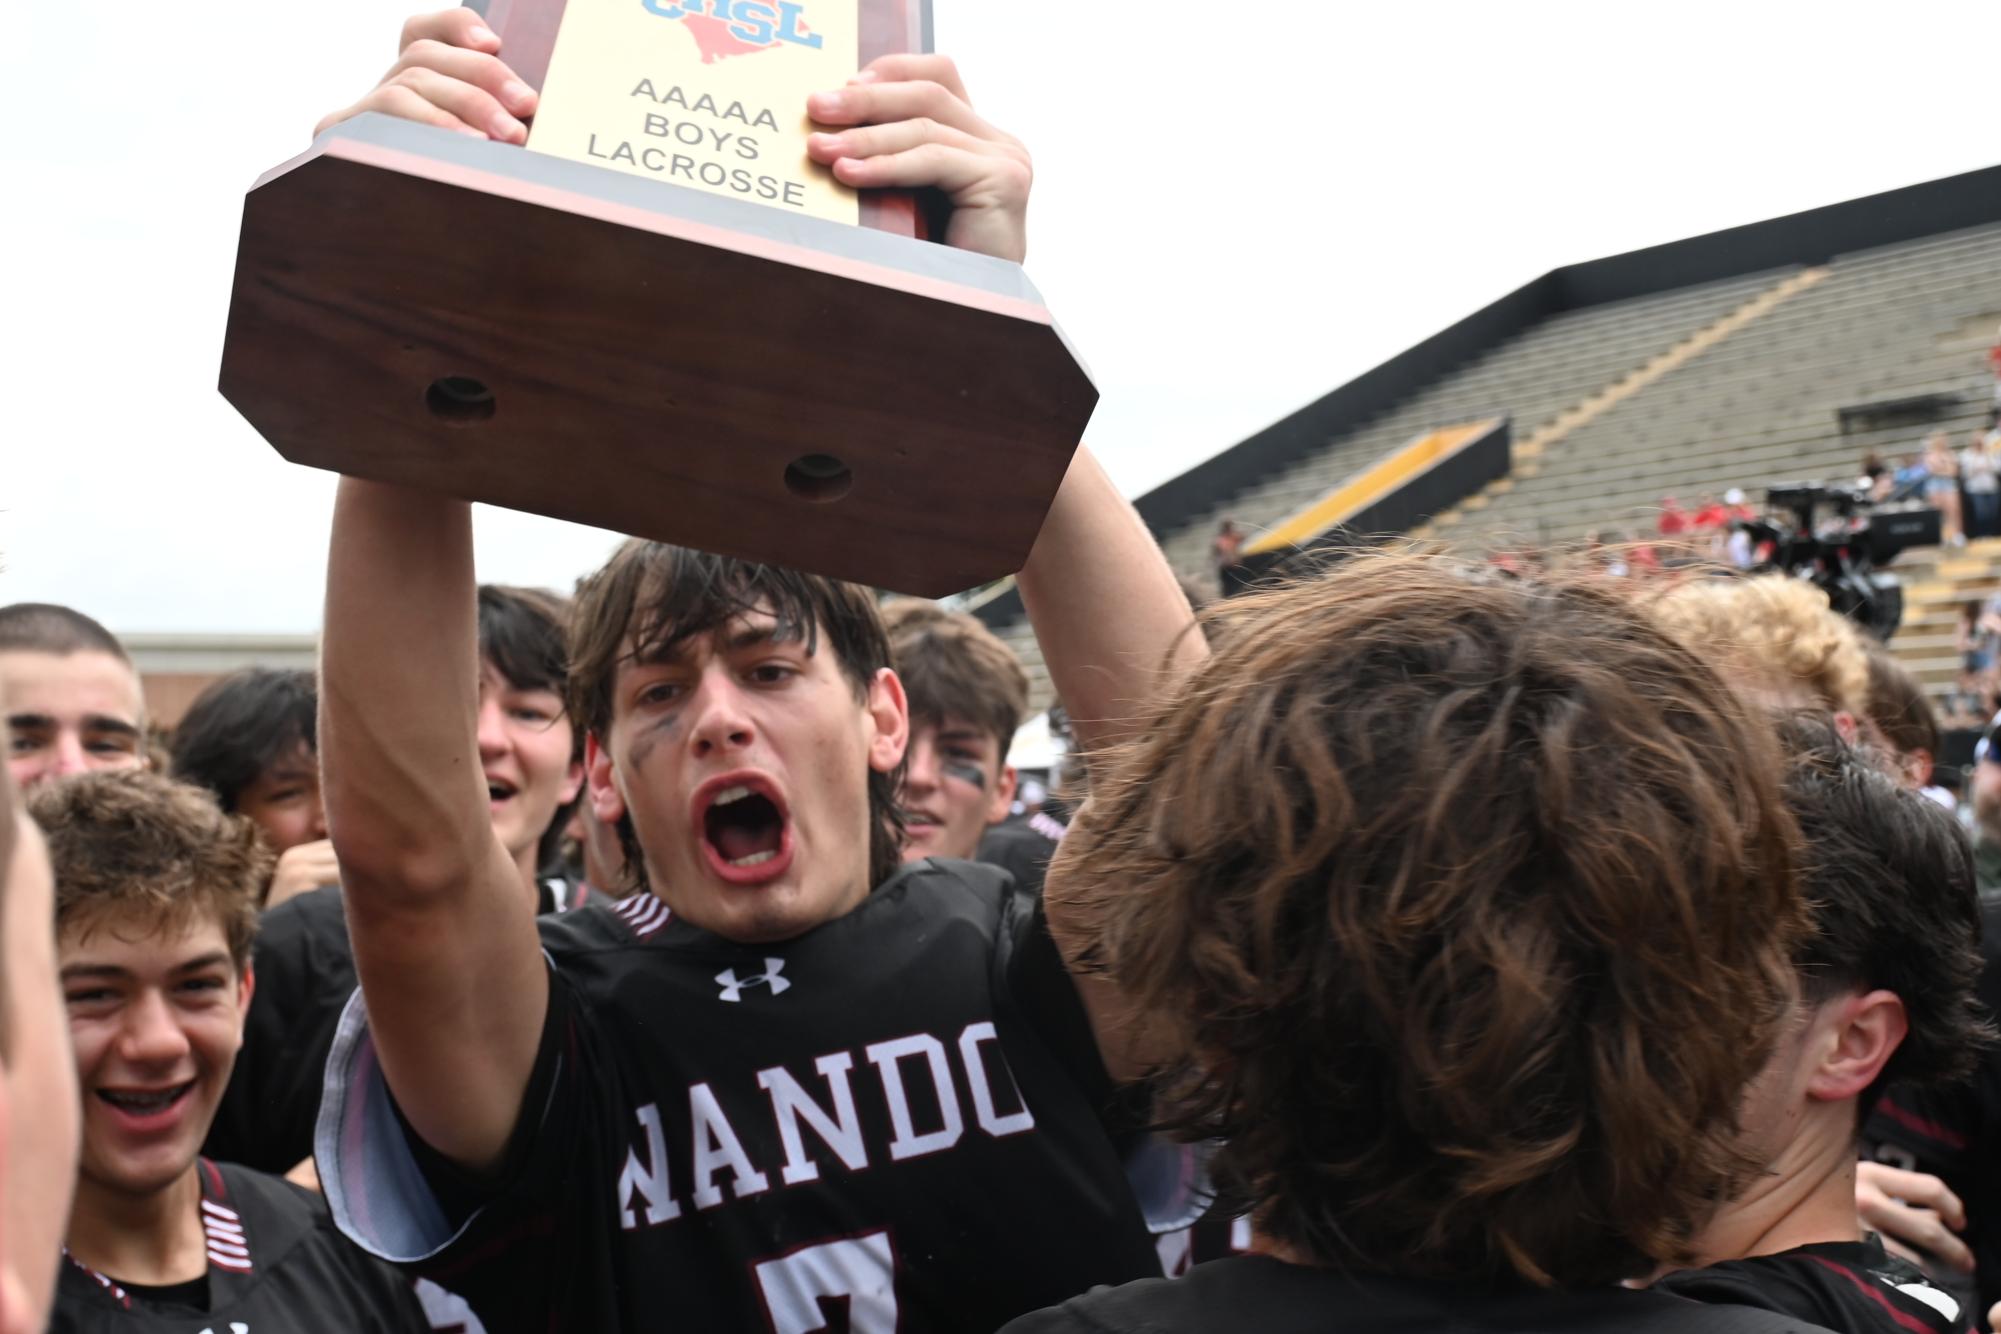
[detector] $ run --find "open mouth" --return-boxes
[705,785,786,868]
[487,777,518,805]
[695,774,794,884]
[97,1081,194,1117]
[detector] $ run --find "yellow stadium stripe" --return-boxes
[1243,418,1500,556]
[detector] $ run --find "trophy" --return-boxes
[218,0,1095,597]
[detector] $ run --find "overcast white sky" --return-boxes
[2,2,1996,634]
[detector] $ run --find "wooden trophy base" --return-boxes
[217,113,1096,596]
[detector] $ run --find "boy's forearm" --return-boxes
[320,477,490,900]
[1016,447,1205,759]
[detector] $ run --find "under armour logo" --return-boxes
[716,959,790,1002]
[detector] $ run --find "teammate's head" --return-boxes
[1700,715,1986,1265]
[0,603,147,790]
[0,721,79,1334]
[569,542,907,943]
[477,585,585,882]
[31,772,263,1203]
[880,600,1024,862]
[1051,554,1804,1287]
[171,668,323,853]
[1767,714,1983,1112]
[1651,575,1870,725]
[1861,645,1942,791]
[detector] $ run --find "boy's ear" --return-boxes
[866,669,910,776]
[586,732,626,825]
[986,764,1019,826]
[1807,989,1907,1103]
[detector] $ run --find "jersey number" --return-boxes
[753,1230,898,1333]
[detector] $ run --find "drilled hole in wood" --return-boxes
[425,376,496,425]
[784,453,853,503]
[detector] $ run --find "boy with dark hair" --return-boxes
[203,585,586,1178]
[1657,716,1985,1332]
[30,772,426,1332]
[1003,557,1817,1333]
[0,603,147,789]
[1860,646,1952,804]
[309,14,1198,1330]
[171,668,332,907]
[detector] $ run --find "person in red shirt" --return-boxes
[1691,495,1730,531]
[1657,496,1689,536]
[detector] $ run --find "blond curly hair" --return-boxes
[1650,575,1870,719]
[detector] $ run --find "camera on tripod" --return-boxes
[1752,481,1940,640]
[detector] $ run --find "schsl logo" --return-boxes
[641,0,823,51]
[716,958,791,1002]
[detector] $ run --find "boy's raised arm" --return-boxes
[320,479,546,1172]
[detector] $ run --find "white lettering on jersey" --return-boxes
[866,1033,965,1161]
[617,1102,684,1230]
[615,1023,1042,1231]
[757,1053,868,1185]
[716,958,790,1002]
[959,1021,1037,1138]
[753,1232,898,1334]
[689,1081,773,1209]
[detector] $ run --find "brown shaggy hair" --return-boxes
[29,772,265,969]
[1862,645,1942,763]
[879,599,1029,757]
[569,542,906,893]
[1051,554,1805,1288]
[1651,574,1870,718]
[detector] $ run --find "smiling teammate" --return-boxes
[308,11,1198,1330]
[32,772,426,1332]
[203,585,586,1179]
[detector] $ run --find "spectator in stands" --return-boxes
[0,713,81,1334]
[1963,429,2001,540]
[1863,454,1894,502]
[1923,432,1965,547]
[1655,715,1985,1334]
[1862,645,1954,808]
[1941,665,1994,732]
[1988,324,2001,408]
[1657,494,1690,536]
[1211,519,1245,596]
[1960,599,1995,679]
[1692,493,1730,531]
[1891,455,1933,504]
[1724,487,1757,523]
[1652,574,1871,728]
[1973,731,2001,897]
[171,669,334,910]
[0,603,147,790]
[1007,556,1808,1333]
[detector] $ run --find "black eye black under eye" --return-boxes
[942,760,989,790]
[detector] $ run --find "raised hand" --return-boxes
[805,55,1032,263]
[314,7,539,143]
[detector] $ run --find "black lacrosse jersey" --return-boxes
[1657,1239,1969,1333]
[209,878,599,1175]
[1864,896,2001,1324]
[52,1158,427,1333]
[320,859,1164,1332]
[206,885,355,1174]
[977,811,1068,899]
[997,1253,1841,1333]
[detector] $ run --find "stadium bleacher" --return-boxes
[981,168,2001,718]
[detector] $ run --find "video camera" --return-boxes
[1752,481,1939,640]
